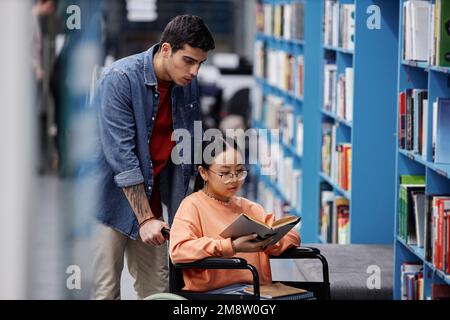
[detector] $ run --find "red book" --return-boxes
[445,200,450,274]
[399,91,406,148]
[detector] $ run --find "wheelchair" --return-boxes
[169,246,331,300]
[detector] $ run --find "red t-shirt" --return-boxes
[148,79,176,218]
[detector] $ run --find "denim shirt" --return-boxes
[95,44,201,240]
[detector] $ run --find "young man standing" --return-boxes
[94,15,214,300]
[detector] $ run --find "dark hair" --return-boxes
[160,15,215,53]
[193,137,244,192]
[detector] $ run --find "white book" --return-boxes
[332,2,340,47]
[345,68,354,122]
[283,4,291,39]
[428,4,436,65]
[411,1,431,61]
[422,99,429,159]
[404,1,412,60]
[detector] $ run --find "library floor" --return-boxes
[271,244,393,300]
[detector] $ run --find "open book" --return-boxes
[244,282,313,300]
[220,213,301,247]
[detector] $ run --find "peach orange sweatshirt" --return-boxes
[169,190,300,292]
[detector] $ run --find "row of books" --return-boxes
[400,263,424,300]
[402,0,450,67]
[323,0,355,51]
[258,136,302,212]
[324,64,354,121]
[398,175,450,274]
[321,123,352,191]
[254,42,305,99]
[400,263,450,300]
[398,89,450,163]
[256,1,305,41]
[257,181,290,220]
[264,95,304,156]
[320,184,350,244]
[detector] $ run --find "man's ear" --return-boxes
[161,43,172,58]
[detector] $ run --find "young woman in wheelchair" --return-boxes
[169,137,300,292]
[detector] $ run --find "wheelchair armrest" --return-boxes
[172,257,260,299]
[173,257,249,270]
[270,246,321,259]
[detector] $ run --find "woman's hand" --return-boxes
[232,234,273,253]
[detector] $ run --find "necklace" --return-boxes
[201,189,232,206]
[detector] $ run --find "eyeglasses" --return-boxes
[207,169,248,184]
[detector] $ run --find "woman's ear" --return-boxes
[198,166,208,182]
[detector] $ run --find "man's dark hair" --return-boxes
[160,15,215,53]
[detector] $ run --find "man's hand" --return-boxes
[139,219,169,246]
[232,234,274,253]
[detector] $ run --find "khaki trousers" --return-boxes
[94,224,169,300]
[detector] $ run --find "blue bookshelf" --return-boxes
[393,0,450,300]
[252,0,399,245]
[317,0,399,244]
[252,0,322,242]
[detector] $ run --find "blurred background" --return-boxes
[0,0,257,299]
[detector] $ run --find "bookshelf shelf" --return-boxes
[394,0,450,300]
[397,237,450,286]
[398,149,450,178]
[401,60,450,74]
[255,76,304,104]
[256,32,306,47]
[321,109,353,128]
[319,171,351,200]
[323,44,354,55]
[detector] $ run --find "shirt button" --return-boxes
[190,104,193,108]
[148,186,152,190]
[154,93,159,98]
[152,117,155,121]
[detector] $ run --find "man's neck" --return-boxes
[153,51,172,83]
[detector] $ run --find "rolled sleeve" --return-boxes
[114,168,145,188]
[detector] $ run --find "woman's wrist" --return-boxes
[231,240,237,254]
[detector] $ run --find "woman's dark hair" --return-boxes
[160,15,215,53]
[193,137,244,192]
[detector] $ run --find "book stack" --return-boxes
[336,68,354,122]
[403,0,431,62]
[403,0,450,67]
[323,0,340,47]
[264,49,305,97]
[398,175,426,245]
[321,123,335,177]
[260,1,305,41]
[400,263,424,300]
[398,89,429,156]
[428,195,450,273]
[339,4,355,51]
[323,63,337,112]
[323,0,355,50]
[320,184,334,243]
[319,186,350,245]
[257,181,291,220]
[335,143,352,191]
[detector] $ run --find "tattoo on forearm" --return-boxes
[123,184,153,222]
